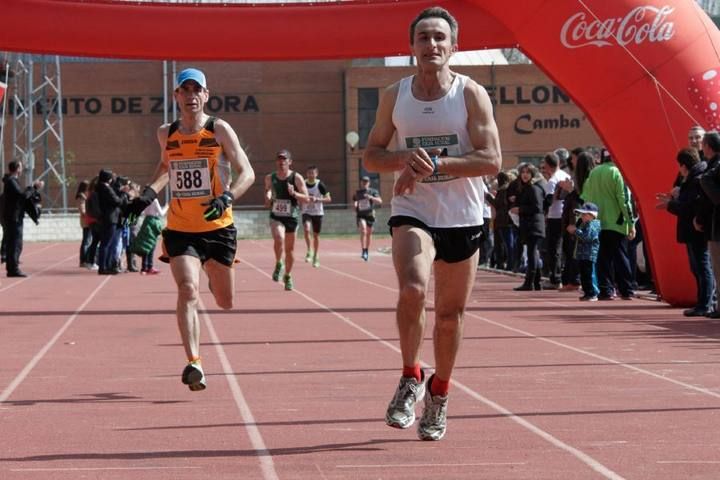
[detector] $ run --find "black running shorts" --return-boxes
[388,215,482,264]
[270,216,298,232]
[162,225,237,267]
[302,214,323,234]
[356,214,376,228]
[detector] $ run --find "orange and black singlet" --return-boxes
[163,117,233,233]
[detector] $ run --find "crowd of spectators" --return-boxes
[76,168,165,276]
[483,144,652,303]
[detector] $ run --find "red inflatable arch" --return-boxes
[2,0,719,306]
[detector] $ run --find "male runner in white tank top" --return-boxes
[363,6,501,441]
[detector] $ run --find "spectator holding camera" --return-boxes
[1,161,43,277]
[658,148,711,316]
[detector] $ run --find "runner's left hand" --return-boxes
[202,191,234,221]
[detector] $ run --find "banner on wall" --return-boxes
[0,81,5,104]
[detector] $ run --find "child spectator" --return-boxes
[567,202,601,301]
[130,198,167,275]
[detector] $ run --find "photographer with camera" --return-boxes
[1,161,43,277]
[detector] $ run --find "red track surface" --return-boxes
[1,239,719,479]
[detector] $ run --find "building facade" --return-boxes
[2,60,600,208]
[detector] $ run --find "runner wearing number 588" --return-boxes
[127,68,255,392]
[264,149,310,291]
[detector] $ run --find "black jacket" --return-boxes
[2,175,28,224]
[668,161,707,244]
[96,181,127,226]
[697,154,720,240]
[517,180,546,241]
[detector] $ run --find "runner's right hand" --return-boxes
[125,186,157,219]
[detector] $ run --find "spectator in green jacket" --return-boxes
[581,149,636,300]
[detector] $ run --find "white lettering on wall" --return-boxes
[560,6,675,49]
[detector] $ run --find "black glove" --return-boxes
[202,191,233,221]
[126,186,157,219]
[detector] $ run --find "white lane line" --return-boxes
[198,298,279,480]
[465,311,720,399]
[326,265,720,400]
[11,466,201,472]
[537,298,716,340]
[485,269,717,340]
[337,462,526,468]
[0,276,112,404]
[20,242,59,258]
[319,264,397,293]
[657,461,720,464]
[239,258,626,480]
[0,253,76,294]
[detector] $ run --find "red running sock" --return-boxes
[430,375,450,397]
[402,364,422,382]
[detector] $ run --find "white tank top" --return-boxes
[302,181,324,216]
[391,74,485,228]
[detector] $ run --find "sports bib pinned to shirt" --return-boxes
[169,158,211,199]
[272,199,293,217]
[357,198,371,212]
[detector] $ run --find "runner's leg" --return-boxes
[392,225,435,368]
[431,251,478,382]
[303,218,312,257]
[170,255,203,361]
[284,231,296,275]
[358,219,368,250]
[204,258,234,310]
[271,221,285,264]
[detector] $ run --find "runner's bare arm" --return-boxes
[143,124,172,195]
[215,119,255,200]
[433,80,501,178]
[264,174,273,208]
[291,173,311,204]
[362,83,433,176]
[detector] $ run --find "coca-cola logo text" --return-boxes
[560,6,675,49]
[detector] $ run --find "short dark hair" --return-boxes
[543,152,559,169]
[8,161,21,173]
[677,147,700,169]
[410,7,458,45]
[306,165,318,172]
[703,131,720,153]
[496,171,509,188]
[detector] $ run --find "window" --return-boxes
[358,88,378,149]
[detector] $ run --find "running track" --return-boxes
[1,239,719,479]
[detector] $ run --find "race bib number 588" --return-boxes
[170,158,212,199]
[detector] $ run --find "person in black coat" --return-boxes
[510,163,547,291]
[1,161,43,277]
[697,132,720,317]
[95,169,129,274]
[661,148,713,316]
